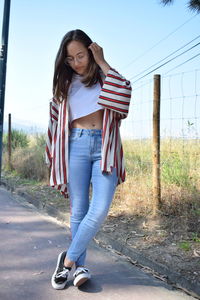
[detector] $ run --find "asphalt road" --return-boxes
[0,187,196,300]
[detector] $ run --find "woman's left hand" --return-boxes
[88,42,110,75]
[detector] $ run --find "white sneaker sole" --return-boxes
[73,273,91,287]
[51,252,68,290]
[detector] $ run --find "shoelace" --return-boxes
[56,268,69,279]
[74,267,89,277]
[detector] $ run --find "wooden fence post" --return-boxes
[152,74,161,215]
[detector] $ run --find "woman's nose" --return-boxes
[74,57,80,66]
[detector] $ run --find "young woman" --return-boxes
[45,29,132,290]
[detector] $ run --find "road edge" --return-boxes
[1,181,200,299]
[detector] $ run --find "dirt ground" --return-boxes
[102,213,200,284]
[1,174,200,292]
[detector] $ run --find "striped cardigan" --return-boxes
[45,68,132,197]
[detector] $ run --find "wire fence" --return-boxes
[2,69,200,216]
[113,69,200,216]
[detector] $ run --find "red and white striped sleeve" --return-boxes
[45,98,59,168]
[98,68,132,119]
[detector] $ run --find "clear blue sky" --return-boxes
[0,0,200,137]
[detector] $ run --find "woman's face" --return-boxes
[66,40,89,76]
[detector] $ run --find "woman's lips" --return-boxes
[74,66,87,75]
[75,67,82,72]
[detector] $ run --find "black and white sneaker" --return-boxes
[51,251,71,290]
[73,267,91,287]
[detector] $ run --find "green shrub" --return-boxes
[178,241,191,251]
[3,129,29,150]
[3,132,48,181]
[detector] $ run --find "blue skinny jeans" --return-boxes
[66,128,118,267]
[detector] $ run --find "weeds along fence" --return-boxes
[114,69,200,216]
[2,123,48,182]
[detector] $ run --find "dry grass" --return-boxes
[2,133,48,182]
[2,134,200,217]
[110,138,200,217]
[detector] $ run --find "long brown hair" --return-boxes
[53,29,100,102]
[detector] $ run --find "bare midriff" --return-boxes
[71,109,104,129]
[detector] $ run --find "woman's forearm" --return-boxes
[98,60,111,76]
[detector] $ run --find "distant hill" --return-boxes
[3,120,46,134]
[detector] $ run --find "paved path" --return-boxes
[0,187,196,300]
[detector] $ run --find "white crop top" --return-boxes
[68,74,103,123]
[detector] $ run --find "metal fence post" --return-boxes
[8,113,11,169]
[0,0,11,181]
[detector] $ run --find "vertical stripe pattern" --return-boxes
[45,68,132,197]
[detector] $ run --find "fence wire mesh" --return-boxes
[111,69,200,216]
